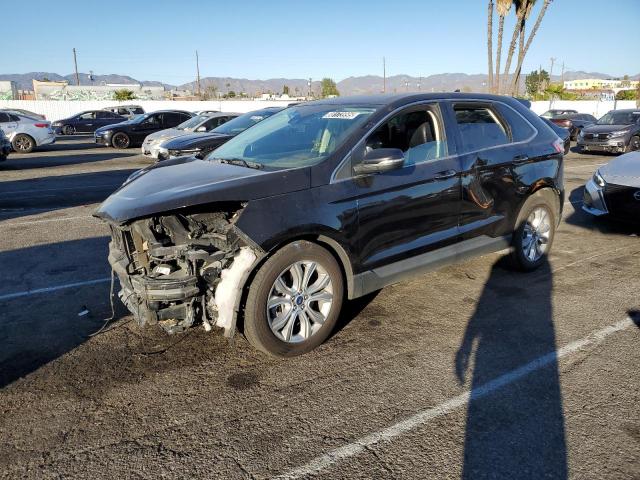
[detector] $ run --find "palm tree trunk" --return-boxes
[487,0,494,92]
[495,15,505,93]
[509,0,552,95]
[511,20,526,95]
[501,9,525,94]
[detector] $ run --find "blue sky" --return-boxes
[7,0,640,84]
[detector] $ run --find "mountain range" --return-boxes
[2,71,638,96]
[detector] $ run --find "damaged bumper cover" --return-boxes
[105,206,263,336]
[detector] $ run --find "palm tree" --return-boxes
[509,0,552,95]
[494,0,513,93]
[487,0,495,92]
[501,0,527,94]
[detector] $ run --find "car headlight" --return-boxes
[169,148,200,157]
[593,170,606,187]
[607,131,627,138]
[578,130,585,138]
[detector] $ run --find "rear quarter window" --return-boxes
[453,104,509,152]
[494,103,536,142]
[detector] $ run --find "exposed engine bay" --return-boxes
[107,203,261,335]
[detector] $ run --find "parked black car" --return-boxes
[52,110,127,135]
[0,128,10,161]
[94,110,193,148]
[549,113,597,140]
[577,109,640,154]
[156,107,283,161]
[541,117,570,154]
[95,93,564,356]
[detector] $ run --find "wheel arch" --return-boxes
[512,185,562,232]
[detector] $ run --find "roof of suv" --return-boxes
[303,92,527,108]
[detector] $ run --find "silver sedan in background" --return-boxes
[583,151,640,222]
[0,110,55,153]
[141,112,239,159]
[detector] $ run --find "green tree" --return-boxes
[616,90,636,101]
[320,78,339,98]
[226,90,236,98]
[283,85,290,95]
[525,69,548,98]
[113,89,136,101]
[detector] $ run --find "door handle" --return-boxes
[513,154,529,164]
[434,169,458,180]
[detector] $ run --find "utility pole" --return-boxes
[73,48,80,86]
[560,61,565,85]
[195,50,202,98]
[549,57,556,87]
[382,57,386,93]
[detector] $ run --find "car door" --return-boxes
[96,111,116,129]
[444,100,537,240]
[132,113,162,143]
[0,112,19,138]
[349,102,462,272]
[76,111,96,133]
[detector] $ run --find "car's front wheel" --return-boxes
[510,190,558,271]
[111,132,130,149]
[244,240,344,357]
[626,135,640,153]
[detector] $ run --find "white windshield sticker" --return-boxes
[250,116,264,121]
[322,111,362,120]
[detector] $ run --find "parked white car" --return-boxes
[141,112,238,159]
[0,111,55,153]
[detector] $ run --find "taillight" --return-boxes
[552,139,564,153]
[34,123,49,128]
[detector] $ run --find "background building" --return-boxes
[32,80,166,100]
[0,81,18,100]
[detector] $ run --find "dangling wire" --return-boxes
[89,269,130,337]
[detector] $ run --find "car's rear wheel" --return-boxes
[62,125,75,135]
[111,132,130,149]
[244,240,344,357]
[11,134,35,154]
[626,135,640,153]
[510,190,558,271]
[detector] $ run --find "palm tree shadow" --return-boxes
[456,258,567,479]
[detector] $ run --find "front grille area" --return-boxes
[603,183,640,219]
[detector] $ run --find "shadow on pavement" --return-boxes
[0,169,137,220]
[0,151,139,170]
[456,258,567,479]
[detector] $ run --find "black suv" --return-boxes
[94,110,193,148]
[96,94,564,356]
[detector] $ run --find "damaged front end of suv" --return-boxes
[105,205,262,335]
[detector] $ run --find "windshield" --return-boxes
[177,115,209,130]
[211,109,279,135]
[597,111,640,125]
[130,113,151,124]
[208,104,377,169]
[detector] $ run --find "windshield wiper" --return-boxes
[215,158,264,170]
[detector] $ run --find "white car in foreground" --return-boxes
[0,111,55,153]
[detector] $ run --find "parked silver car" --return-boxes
[103,105,145,119]
[577,109,640,154]
[583,151,640,221]
[141,112,239,159]
[0,111,55,153]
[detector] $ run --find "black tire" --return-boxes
[111,132,130,149]
[62,125,75,135]
[11,134,35,154]
[244,240,344,357]
[510,189,558,272]
[626,135,640,153]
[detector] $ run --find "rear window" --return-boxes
[453,104,509,152]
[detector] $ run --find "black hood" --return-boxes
[162,132,234,150]
[582,124,633,134]
[94,157,311,224]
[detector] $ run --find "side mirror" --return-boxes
[196,126,207,132]
[353,148,404,175]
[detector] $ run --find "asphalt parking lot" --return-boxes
[0,136,638,479]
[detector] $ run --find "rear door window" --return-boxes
[453,104,509,152]
[0,113,10,123]
[494,103,536,142]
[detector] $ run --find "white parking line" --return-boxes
[0,215,95,227]
[0,277,111,302]
[275,317,637,480]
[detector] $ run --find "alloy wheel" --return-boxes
[13,135,33,153]
[266,261,333,343]
[522,206,551,262]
